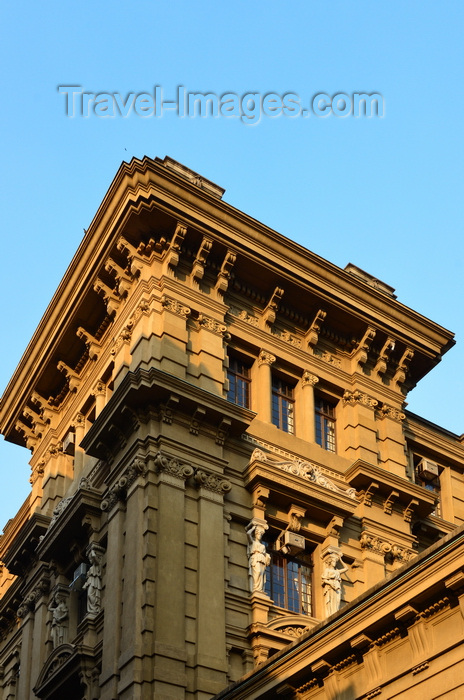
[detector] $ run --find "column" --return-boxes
[255,350,276,424]
[298,371,319,441]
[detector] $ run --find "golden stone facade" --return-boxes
[0,156,463,699]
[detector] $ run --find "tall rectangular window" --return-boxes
[265,553,312,615]
[272,376,295,433]
[227,357,251,408]
[315,397,336,452]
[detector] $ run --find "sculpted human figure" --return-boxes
[48,591,68,648]
[246,521,271,593]
[83,547,103,614]
[321,551,348,616]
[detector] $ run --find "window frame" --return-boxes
[315,395,337,452]
[271,375,295,434]
[265,550,313,615]
[226,355,252,408]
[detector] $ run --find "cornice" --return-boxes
[0,156,454,449]
[80,366,255,460]
[345,459,437,519]
[2,512,50,576]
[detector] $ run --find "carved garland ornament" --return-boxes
[251,448,357,500]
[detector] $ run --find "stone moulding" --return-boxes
[250,448,357,500]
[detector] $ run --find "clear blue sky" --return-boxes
[1,1,463,528]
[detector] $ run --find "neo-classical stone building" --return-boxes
[0,156,463,700]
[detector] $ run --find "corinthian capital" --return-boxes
[302,371,319,387]
[258,350,276,367]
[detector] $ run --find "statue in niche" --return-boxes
[246,521,271,594]
[48,591,69,648]
[321,550,348,616]
[83,546,103,614]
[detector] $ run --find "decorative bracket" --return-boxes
[393,347,414,391]
[374,337,396,379]
[191,236,212,282]
[383,490,399,515]
[93,278,121,316]
[216,417,231,445]
[160,394,179,425]
[359,481,379,507]
[57,361,81,392]
[76,327,101,361]
[305,308,327,349]
[166,221,187,271]
[351,326,376,371]
[189,406,206,435]
[262,286,284,328]
[104,257,133,298]
[215,250,236,295]
[403,498,419,522]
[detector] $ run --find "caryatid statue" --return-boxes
[246,520,271,594]
[321,548,348,616]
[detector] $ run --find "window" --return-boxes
[265,553,312,615]
[272,376,295,433]
[227,357,251,408]
[315,397,336,452]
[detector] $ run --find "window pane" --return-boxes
[227,358,251,408]
[266,554,312,615]
[272,377,295,434]
[315,397,336,452]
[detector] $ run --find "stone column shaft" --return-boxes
[256,351,276,424]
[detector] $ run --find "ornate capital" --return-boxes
[258,350,276,367]
[17,580,49,618]
[378,404,406,422]
[302,371,319,388]
[101,457,148,512]
[343,390,378,409]
[161,294,191,318]
[194,470,232,494]
[92,381,106,398]
[49,496,74,528]
[154,451,195,481]
[198,314,229,336]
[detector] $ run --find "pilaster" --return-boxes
[376,404,408,477]
[152,451,194,699]
[193,470,231,697]
[341,390,379,465]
